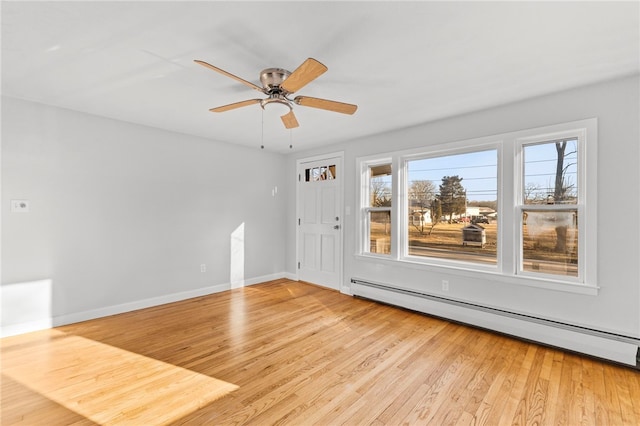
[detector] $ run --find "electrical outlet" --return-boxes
[11,200,30,213]
[200,264,206,273]
[442,280,449,292]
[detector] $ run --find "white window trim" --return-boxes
[398,140,501,273]
[355,118,598,295]
[513,120,597,286]
[359,157,394,257]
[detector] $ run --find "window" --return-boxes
[406,149,498,265]
[356,118,597,292]
[305,164,336,181]
[362,161,392,255]
[517,135,584,280]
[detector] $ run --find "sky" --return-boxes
[523,140,578,202]
[406,139,578,202]
[408,149,498,202]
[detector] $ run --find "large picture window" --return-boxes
[406,149,498,265]
[356,119,597,292]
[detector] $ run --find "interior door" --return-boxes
[297,155,343,290]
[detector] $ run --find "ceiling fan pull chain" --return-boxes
[260,109,265,149]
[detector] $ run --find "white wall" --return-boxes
[4,74,638,343]
[2,97,287,333]
[286,74,640,339]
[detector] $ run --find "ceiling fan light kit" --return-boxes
[194,57,358,135]
[260,96,292,115]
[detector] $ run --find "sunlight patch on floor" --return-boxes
[1,329,238,425]
[230,222,245,289]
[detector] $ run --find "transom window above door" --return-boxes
[304,164,336,182]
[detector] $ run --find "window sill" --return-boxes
[354,253,599,296]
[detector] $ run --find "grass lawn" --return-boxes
[369,220,578,276]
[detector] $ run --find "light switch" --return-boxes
[11,200,30,213]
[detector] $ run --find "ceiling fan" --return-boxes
[194,58,357,129]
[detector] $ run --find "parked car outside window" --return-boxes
[472,216,489,224]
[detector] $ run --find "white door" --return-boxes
[297,155,343,290]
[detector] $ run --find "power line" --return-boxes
[409,164,496,172]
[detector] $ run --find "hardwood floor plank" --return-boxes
[298,320,447,424]
[421,331,498,425]
[268,324,409,424]
[375,323,471,424]
[513,348,548,426]
[2,279,639,426]
[538,349,565,426]
[399,329,500,425]
[469,339,531,425]
[567,353,587,426]
[501,344,540,424]
[336,324,449,424]
[579,358,597,426]
[452,332,505,418]
[608,361,637,425]
[628,366,640,421]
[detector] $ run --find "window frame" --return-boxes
[359,157,394,258]
[398,142,501,272]
[355,118,598,295]
[513,124,595,285]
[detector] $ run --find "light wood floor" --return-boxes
[2,279,639,425]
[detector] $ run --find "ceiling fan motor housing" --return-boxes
[260,68,291,93]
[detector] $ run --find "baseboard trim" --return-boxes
[1,272,288,337]
[283,272,298,281]
[51,283,231,331]
[351,278,640,367]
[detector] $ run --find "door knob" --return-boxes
[333,225,340,230]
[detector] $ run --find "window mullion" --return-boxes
[500,139,516,275]
[391,155,403,260]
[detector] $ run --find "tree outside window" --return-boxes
[365,163,392,254]
[437,175,467,224]
[406,150,497,265]
[522,138,579,277]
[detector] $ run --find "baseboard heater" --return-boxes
[351,278,640,368]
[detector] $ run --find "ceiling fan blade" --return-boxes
[281,110,299,129]
[294,96,358,115]
[210,99,261,113]
[194,60,264,93]
[280,58,328,93]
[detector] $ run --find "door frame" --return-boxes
[295,151,345,292]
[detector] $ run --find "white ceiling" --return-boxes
[2,1,639,153]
